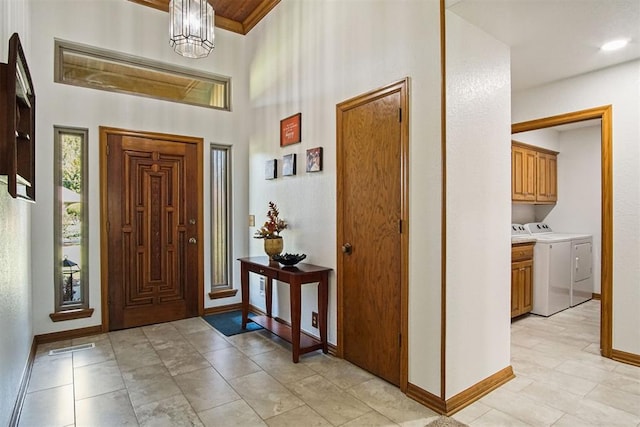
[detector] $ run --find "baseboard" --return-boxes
[407,365,515,416]
[592,292,601,300]
[34,325,103,345]
[611,349,640,367]
[406,383,447,414]
[9,337,37,427]
[202,302,243,316]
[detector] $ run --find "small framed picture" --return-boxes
[280,113,302,147]
[282,153,296,176]
[265,159,277,180]
[306,147,323,172]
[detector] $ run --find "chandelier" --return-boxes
[169,0,215,58]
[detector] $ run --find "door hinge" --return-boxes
[398,108,402,123]
[399,219,403,234]
[399,333,402,347]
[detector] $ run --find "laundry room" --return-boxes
[510,119,603,317]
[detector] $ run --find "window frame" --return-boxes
[209,143,236,299]
[51,126,93,320]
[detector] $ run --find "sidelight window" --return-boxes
[209,144,236,298]
[51,127,93,320]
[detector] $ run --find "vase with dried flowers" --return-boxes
[254,201,288,258]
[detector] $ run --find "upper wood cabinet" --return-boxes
[0,33,36,201]
[512,141,557,204]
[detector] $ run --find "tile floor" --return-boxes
[18,300,640,426]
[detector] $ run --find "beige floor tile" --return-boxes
[72,338,116,368]
[551,413,601,427]
[134,394,203,427]
[19,384,74,427]
[467,408,531,427]
[197,399,267,427]
[75,389,138,427]
[121,363,183,408]
[287,374,371,425]
[74,359,125,400]
[265,405,332,426]
[184,328,233,354]
[586,383,640,417]
[564,397,640,426]
[451,401,492,425]
[27,353,73,393]
[156,344,212,376]
[203,346,262,380]
[174,367,240,412]
[226,331,283,357]
[301,352,375,389]
[479,386,564,425]
[341,410,400,426]
[228,371,304,419]
[348,377,438,425]
[109,328,149,347]
[251,348,316,384]
[142,323,185,350]
[171,317,213,335]
[112,341,163,372]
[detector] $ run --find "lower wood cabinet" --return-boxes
[511,243,534,318]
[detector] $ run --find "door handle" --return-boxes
[342,243,352,255]
[189,237,197,244]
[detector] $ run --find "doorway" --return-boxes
[336,79,409,389]
[512,105,613,357]
[100,127,204,331]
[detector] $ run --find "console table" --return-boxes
[239,256,331,362]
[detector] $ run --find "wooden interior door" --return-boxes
[102,128,202,330]
[337,79,408,387]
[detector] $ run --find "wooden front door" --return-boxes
[101,128,203,330]
[337,79,409,387]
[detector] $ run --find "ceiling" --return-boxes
[447,0,640,91]
[129,0,280,35]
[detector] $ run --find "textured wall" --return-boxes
[445,10,512,398]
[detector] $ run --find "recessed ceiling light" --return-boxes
[600,39,629,52]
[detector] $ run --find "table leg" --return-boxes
[318,273,328,354]
[241,263,249,329]
[265,277,273,317]
[290,279,301,363]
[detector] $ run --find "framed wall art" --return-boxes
[282,153,297,176]
[280,113,301,146]
[306,147,323,172]
[265,159,277,180]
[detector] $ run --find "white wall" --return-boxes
[0,0,32,424]
[445,11,512,398]
[29,0,251,334]
[513,60,640,355]
[245,0,443,394]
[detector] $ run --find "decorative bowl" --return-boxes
[272,253,306,266]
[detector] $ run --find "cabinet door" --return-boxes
[512,146,536,202]
[511,259,533,318]
[536,153,557,203]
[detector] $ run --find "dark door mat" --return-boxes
[202,310,263,336]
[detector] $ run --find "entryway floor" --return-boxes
[18,300,640,426]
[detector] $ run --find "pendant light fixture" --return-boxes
[169,0,215,59]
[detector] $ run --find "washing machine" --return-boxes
[524,222,593,316]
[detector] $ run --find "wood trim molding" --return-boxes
[208,288,239,299]
[407,366,514,416]
[592,293,601,300]
[49,308,95,322]
[202,302,242,316]
[511,140,559,156]
[35,325,103,345]
[9,338,37,427]
[611,349,640,367]
[439,0,447,400]
[242,0,280,34]
[99,126,205,331]
[512,105,613,359]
